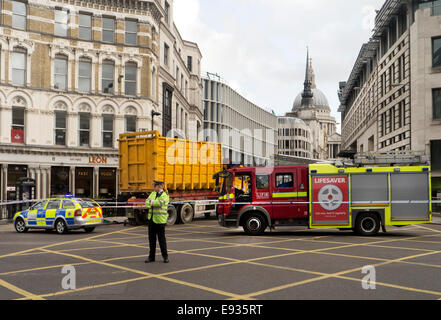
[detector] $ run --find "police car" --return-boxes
[13,198,104,234]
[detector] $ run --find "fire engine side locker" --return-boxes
[308,165,432,230]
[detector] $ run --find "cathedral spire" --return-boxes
[301,47,314,108]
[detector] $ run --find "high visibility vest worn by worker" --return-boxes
[146,191,170,224]
[145,181,170,264]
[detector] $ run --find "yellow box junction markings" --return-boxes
[2,223,441,300]
[10,228,441,301]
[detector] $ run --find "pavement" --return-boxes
[0,218,441,300]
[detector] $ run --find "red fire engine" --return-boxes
[216,164,433,236]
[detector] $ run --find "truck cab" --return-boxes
[217,166,310,235]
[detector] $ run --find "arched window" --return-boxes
[124,106,138,133]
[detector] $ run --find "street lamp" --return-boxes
[151,110,161,131]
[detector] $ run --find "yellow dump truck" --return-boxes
[118,131,223,225]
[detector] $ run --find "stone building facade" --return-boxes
[0,0,203,202]
[338,0,441,195]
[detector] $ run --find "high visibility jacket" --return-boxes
[146,191,170,225]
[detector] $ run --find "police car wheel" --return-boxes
[84,227,95,233]
[355,213,380,236]
[55,219,68,235]
[15,219,28,233]
[243,213,267,236]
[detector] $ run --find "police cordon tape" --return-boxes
[1,199,441,209]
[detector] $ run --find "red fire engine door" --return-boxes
[271,168,301,220]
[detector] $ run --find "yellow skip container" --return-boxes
[119,131,223,193]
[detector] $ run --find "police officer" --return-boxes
[145,180,170,264]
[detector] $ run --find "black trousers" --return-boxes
[148,220,168,260]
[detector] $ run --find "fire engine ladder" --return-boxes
[353,151,429,166]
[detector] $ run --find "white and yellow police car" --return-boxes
[13,198,103,234]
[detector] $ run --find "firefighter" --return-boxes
[145,180,170,264]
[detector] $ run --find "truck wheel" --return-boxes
[205,213,211,219]
[243,213,267,236]
[179,204,194,224]
[167,205,178,226]
[355,213,380,236]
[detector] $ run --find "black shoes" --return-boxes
[145,257,170,263]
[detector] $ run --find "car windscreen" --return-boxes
[77,200,97,209]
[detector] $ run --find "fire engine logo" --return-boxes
[318,185,344,211]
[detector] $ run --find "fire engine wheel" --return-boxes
[243,213,267,236]
[355,213,381,236]
[179,204,194,224]
[167,205,178,226]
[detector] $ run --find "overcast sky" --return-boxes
[174,0,385,132]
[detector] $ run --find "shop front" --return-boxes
[6,165,28,201]
[0,146,119,201]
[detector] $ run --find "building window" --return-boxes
[54,111,67,146]
[54,8,68,37]
[79,113,90,147]
[434,88,441,119]
[125,20,137,45]
[164,43,169,66]
[151,68,156,100]
[51,167,69,196]
[431,140,441,171]
[125,115,137,133]
[11,49,26,86]
[102,60,114,94]
[102,114,114,148]
[78,58,91,92]
[187,56,193,72]
[165,1,170,24]
[11,107,25,144]
[433,38,441,68]
[75,168,93,198]
[125,62,137,96]
[12,1,26,30]
[102,17,115,43]
[78,13,92,40]
[99,168,117,198]
[54,55,68,90]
